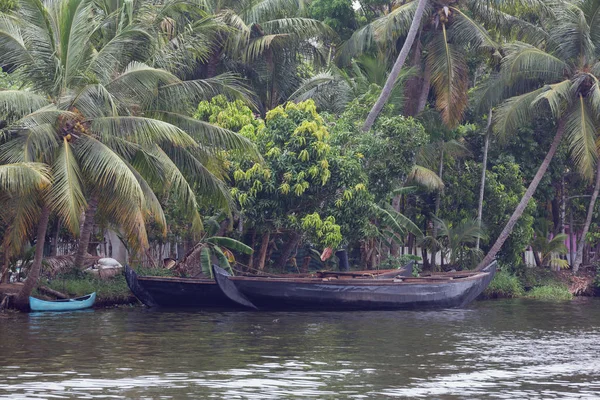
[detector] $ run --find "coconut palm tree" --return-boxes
[0,163,50,283]
[0,0,257,308]
[201,0,333,112]
[477,0,600,270]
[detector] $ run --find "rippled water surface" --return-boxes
[2,299,600,399]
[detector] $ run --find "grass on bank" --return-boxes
[35,267,174,306]
[484,267,574,301]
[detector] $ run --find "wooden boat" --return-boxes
[124,262,415,308]
[212,261,497,311]
[124,265,238,308]
[29,292,96,312]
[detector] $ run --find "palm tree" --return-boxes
[340,0,505,131]
[0,0,257,308]
[0,163,50,283]
[477,0,600,270]
[200,0,333,112]
[362,0,429,131]
[530,221,569,270]
[421,217,486,270]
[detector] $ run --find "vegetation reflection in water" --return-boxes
[1,299,600,399]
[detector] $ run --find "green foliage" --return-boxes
[379,254,421,271]
[308,0,358,41]
[196,98,374,250]
[0,0,16,13]
[194,96,263,138]
[330,97,429,201]
[483,270,525,298]
[441,160,535,268]
[301,213,343,249]
[526,285,573,301]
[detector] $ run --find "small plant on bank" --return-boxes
[526,285,573,301]
[483,270,525,298]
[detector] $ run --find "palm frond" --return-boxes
[0,90,50,121]
[564,95,598,182]
[0,162,50,194]
[406,165,444,191]
[150,145,203,235]
[501,42,568,84]
[91,116,198,148]
[449,7,498,50]
[155,111,260,158]
[74,135,144,209]
[493,86,546,141]
[426,26,469,128]
[47,139,86,234]
[531,79,573,119]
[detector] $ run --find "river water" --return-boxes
[1,299,600,399]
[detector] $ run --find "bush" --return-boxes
[483,270,524,298]
[526,285,573,301]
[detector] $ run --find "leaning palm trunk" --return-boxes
[476,110,493,250]
[14,206,51,310]
[573,160,600,272]
[362,0,429,132]
[74,195,99,270]
[476,119,566,271]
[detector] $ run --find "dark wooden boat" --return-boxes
[212,261,497,311]
[125,265,238,308]
[124,263,415,308]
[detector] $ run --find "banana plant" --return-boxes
[175,217,253,278]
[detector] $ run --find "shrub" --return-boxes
[526,285,573,301]
[483,270,524,298]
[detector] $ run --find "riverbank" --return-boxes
[483,266,598,300]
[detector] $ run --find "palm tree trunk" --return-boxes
[14,205,51,311]
[257,232,270,271]
[569,209,576,268]
[362,0,429,132]
[574,160,600,272]
[74,194,99,270]
[1,251,9,284]
[416,68,431,115]
[476,110,492,250]
[476,119,567,271]
[50,219,60,256]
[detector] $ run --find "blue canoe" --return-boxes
[29,292,96,311]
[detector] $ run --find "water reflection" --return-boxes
[2,299,600,398]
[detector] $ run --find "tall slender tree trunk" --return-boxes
[14,206,51,311]
[50,219,60,256]
[569,209,576,268]
[74,194,99,270]
[257,232,270,271]
[574,160,600,272]
[274,232,301,271]
[416,67,431,115]
[432,149,444,270]
[476,110,492,250]
[476,119,567,271]
[362,0,429,131]
[1,251,9,284]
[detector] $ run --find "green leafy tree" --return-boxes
[194,98,374,270]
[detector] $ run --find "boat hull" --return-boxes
[124,265,238,308]
[29,293,96,312]
[123,262,419,309]
[214,262,497,311]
